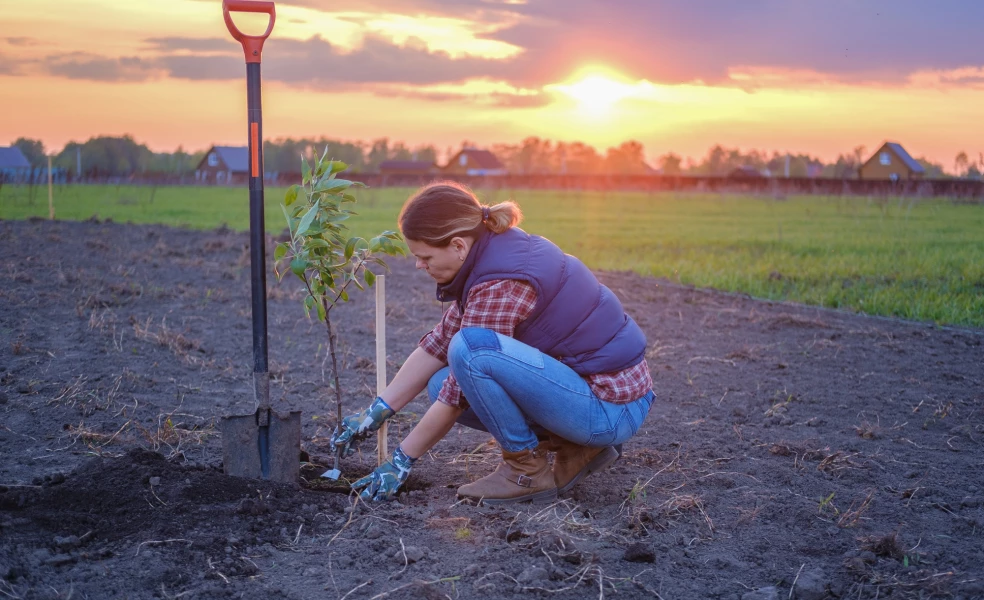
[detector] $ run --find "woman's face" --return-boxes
[406,237,472,284]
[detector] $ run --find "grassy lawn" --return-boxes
[2,183,982,328]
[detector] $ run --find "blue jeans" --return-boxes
[427,328,655,453]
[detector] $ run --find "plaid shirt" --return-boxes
[419,279,653,408]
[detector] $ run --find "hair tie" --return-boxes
[481,207,490,223]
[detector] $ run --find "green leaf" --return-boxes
[296,203,319,237]
[344,238,357,260]
[341,193,356,203]
[340,289,349,302]
[305,238,331,250]
[301,156,311,184]
[274,242,289,261]
[330,161,348,175]
[313,178,354,194]
[364,270,376,287]
[284,184,300,206]
[281,203,293,231]
[316,299,326,322]
[290,257,308,279]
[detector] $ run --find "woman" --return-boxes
[332,182,655,505]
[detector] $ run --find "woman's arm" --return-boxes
[379,347,445,412]
[400,401,464,458]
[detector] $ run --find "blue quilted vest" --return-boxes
[436,227,647,375]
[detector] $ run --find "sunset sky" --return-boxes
[1,0,983,167]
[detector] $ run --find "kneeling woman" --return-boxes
[332,182,655,505]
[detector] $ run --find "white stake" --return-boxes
[47,155,54,220]
[375,275,388,466]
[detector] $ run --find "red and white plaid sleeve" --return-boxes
[418,280,537,408]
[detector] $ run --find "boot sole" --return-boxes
[558,445,620,496]
[468,487,559,507]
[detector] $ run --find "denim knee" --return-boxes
[448,327,499,376]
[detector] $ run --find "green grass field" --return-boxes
[2,183,982,328]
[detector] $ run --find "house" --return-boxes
[442,148,507,176]
[0,146,31,182]
[727,165,766,179]
[859,142,925,181]
[195,145,249,184]
[378,160,438,176]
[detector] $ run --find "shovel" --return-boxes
[218,0,301,483]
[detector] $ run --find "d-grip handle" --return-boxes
[223,0,276,64]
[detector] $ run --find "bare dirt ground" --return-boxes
[1,217,982,600]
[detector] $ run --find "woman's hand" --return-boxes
[352,446,416,501]
[330,397,395,457]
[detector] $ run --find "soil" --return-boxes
[1,217,982,600]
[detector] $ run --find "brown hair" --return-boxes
[398,181,522,246]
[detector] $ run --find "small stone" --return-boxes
[793,568,827,600]
[49,473,65,485]
[517,566,549,584]
[402,546,424,564]
[960,496,981,508]
[741,586,779,600]
[464,563,482,576]
[149,477,161,486]
[54,535,81,550]
[45,554,77,567]
[365,526,384,539]
[302,567,319,577]
[0,392,8,404]
[16,384,31,394]
[623,542,656,563]
[859,551,877,564]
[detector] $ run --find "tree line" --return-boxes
[9,135,978,179]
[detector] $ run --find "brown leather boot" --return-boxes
[457,447,558,506]
[549,434,621,495]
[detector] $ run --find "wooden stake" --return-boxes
[47,155,54,220]
[375,275,388,465]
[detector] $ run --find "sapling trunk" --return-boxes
[321,300,343,434]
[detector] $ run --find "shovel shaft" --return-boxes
[246,62,269,406]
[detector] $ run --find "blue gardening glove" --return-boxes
[352,446,416,502]
[330,397,395,457]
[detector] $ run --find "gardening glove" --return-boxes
[351,445,416,502]
[330,396,395,457]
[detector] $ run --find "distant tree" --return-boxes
[658,152,682,175]
[605,140,647,174]
[954,151,969,177]
[366,138,389,172]
[12,138,46,168]
[915,157,947,179]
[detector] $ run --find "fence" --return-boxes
[5,171,983,200]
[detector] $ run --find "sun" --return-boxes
[553,74,635,115]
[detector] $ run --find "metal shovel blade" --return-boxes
[220,408,301,483]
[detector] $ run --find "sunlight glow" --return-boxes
[553,75,636,114]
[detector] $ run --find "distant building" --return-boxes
[378,160,438,176]
[0,146,32,183]
[859,142,925,181]
[727,165,766,179]
[442,148,507,176]
[195,146,249,184]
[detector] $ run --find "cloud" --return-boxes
[219,0,984,88]
[5,37,41,47]
[44,53,162,82]
[144,37,239,53]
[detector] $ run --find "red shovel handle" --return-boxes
[223,0,276,64]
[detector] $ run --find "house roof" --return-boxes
[0,146,31,169]
[379,160,435,171]
[211,146,249,172]
[883,142,925,174]
[728,165,764,178]
[455,148,504,170]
